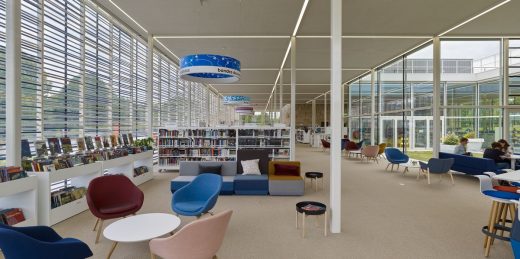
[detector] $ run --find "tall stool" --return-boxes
[305,172,324,192]
[475,175,519,257]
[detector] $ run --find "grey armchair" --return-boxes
[419,158,455,184]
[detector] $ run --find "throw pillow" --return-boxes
[241,159,261,175]
[274,164,300,176]
[199,164,222,175]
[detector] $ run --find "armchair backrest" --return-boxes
[186,174,223,200]
[149,210,233,259]
[426,158,454,174]
[384,148,409,163]
[346,141,358,150]
[378,143,387,155]
[321,139,330,148]
[87,174,142,215]
[361,145,379,157]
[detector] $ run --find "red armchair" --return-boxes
[320,139,330,152]
[87,174,144,243]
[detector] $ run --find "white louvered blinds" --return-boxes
[0,0,4,162]
[111,25,133,135]
[133,39,147,137]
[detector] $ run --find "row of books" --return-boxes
[133,166,149,177]
[0,208,26,226]
[158,157,235,167]
[159,148,236,156]
[23,148,130,172]
[0,166,28,183]
[159,129,236,138]
[51,186,87,209]
[158,138,236,147]
[238,139,290,147]
[23,133,136,158]
[238,129,290,138]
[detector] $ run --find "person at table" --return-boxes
[483,142,511,169]
[454,137,471,156]
[498,139,513,156]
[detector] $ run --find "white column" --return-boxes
[279,70,283,116]
[6,0,21,166]
[432,37,441,158]
[290,37,296,160]
[324,93,327,127]
[206,88,210,126]
[370,69,376,145]
[188,82,192,126]
[503,39,510,141]
[312,100,316,128]
[330,0,342,234]
[146,35,154,136]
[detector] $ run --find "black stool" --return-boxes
[305,172,324,192]
[296,201,327,237]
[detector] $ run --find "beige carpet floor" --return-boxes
[13,145,518,258]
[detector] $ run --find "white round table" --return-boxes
[103,213,181,259]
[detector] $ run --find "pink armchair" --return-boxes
[361,145,380,163]
[150,210,233,259]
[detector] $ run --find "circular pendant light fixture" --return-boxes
[235,106,254,115]
[223,95,250,105]
[179,54,240,83]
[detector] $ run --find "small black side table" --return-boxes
[295,201,327,237]
[305,172,324,192]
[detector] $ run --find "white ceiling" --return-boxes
[97,0,514,106]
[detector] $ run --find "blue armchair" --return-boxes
[419,158,455,184]
[0,224,92,259]
[384,148,409,172]
[172,174,222,217]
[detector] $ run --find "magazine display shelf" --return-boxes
[97,155,134,181]
[131,151,154,186]
[31,162,103,226]
[0,176,38,227]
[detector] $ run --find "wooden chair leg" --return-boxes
[427,171,431,185]
[151,252,156,259]
[485,202,499,256]
[386,163,391,170]
[95,219,104,244]
[484,201,496,248]
[93,218,100,231]
[491,203,505,246]
[449,172,454,184]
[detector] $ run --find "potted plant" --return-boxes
[464,131,484,152]
[440,133,459,153]
[133,137,154,151]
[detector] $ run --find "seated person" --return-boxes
[453,137,471,156]
[483,142,511,169]
[498,139,513,156]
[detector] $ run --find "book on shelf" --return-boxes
[85,136,95,150]
[301,204,324,211]
[0,166,28,183]
[47,138,62,156]
[35,140,48,157]
[103,136,111,148]
[50,186,87,209]
[94,136,103,149]
[128,133,134,144]
[60,137,73,154]
[118,135,124,146]
[133,166,149,177]
[110,135,118,147]
[122,134,129,146]
[21,139,32,158]
[77,137,86,152]
[0,208,26,226]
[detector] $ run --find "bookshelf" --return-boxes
[131,151,154,186]
[158,127,291,170]
[0,176,38,227]
[30,163,103,226]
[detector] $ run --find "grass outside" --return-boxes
[406,150,483,162]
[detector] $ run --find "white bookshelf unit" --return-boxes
[131,150,154,185]
[158,127,291,170]
[0,176,38,227]
[30,162,103,226]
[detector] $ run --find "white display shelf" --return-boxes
[158,165,179,171]
[131,151,154,186]
[0,176,38,227]
[30,163,103,226]
[97,155,134,169]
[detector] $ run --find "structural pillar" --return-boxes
[324,93,327,127]
[290,37,296,160]
[503,39,510,141]
[370,69,376,145]
[330,0,342,234]
[6,0,21,166]
[312,100,316,129]
[432,37,441,158]
[280,70,283,117]
[146,35,154,136]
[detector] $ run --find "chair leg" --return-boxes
[151,252,156,259]
[449,172,454,184]
[427,171,431,185]
[93,218,100,231]
[484,201,496,248]
[485,202,499,256]
[95,219,104,244]
[386,163,391,171]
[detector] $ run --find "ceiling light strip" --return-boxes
[296,35,432,39]
[154,35,290,39]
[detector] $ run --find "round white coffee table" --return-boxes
[103,213,181,259]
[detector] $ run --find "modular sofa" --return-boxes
[234,150,269,195]
[171,161,237,195]
[268,161,304,196]
[439,152,506,175]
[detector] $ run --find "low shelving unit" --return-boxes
[0,176,38,227]
[131,150,154,186]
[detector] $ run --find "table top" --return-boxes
[400,160,421,168]
[493,170,520,182]
[349,150,362,154]
[296,201,327,215]
[104,213,181,242]
[506,154,520,159]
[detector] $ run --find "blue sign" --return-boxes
[179,54,241,83]
[223,95,250,105]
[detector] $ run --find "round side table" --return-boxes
[295,201,327,238]
[305,172,324,192]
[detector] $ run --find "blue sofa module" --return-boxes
[171,161,236,195]
[439,152,506,175]
[234,175,269,195]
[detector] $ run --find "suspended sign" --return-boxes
[223,95,251,105]
[235,106,254,115]
[179,54,240,83]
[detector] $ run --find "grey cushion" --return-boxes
[199,164,222,175]
[179,161,237,176]
[269,179,304,196]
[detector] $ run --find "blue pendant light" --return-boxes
[179,54,241,83]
